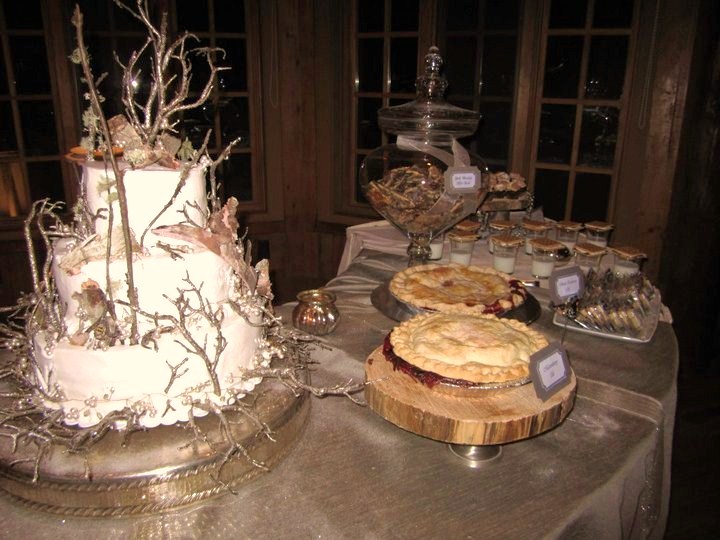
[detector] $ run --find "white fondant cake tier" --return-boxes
[33,306,264,428]
[52,238,236,336]
[83,160,208,241]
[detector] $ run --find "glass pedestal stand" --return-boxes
[406,231,434,266]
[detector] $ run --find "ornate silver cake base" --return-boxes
[0,377,310,517]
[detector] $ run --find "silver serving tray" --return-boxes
[0,370,310,517]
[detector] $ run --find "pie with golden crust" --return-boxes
[389,263,527,314]
[389,309,548,383]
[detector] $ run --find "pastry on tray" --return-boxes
[385,309,548,385]
[389,263,527,315]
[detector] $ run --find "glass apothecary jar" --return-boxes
[360,47,488,266]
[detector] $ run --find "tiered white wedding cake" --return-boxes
[31,160,272,428]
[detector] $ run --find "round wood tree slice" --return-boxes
[364,346,575,445]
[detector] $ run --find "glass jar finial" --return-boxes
[417,46,448,100]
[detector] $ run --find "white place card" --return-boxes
[444,166,481,194]
[549,265,585,305]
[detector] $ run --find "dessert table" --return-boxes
[0,241,677,538]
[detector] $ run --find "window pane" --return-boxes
[482,36,517,97]
[115,37,153,114]
[188,38,212,93]
[115,4,144,31]
[179,106,213,149]
[357,97,382,149]
[537,104,575,164]
[391,0,419,31]
[217,39,247,91]
[390,38,417,93]
[358,0,385,32]
[10,37,51,94]
[571,173,610,222]
[388,97,412,107]
[445,37,477,98]
[543,36,583,98]
[474,102,512,161]
[75,1,109,31]
[176,1,209,32]
[549,0,587,28]
[533,169,568,220]
[0,103,17,150]
[593,0,634,28]
[355,154,368,204]
[215,0,245,32]
[3,0,42,29]
[358,38,383,92]
[484,0,519,30]
[27,161,64,203]
[578,106,619,168]
[219,97,250,148]
[19,101,57,156]
[83,36,124,117]
[220,154,252,201]
[585,36,628,99]
[445,0,478,31]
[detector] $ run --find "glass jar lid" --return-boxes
[574,242,607,256]
[377,47,480,138]
[584,220,614,232]
[522,218,552,232]
[530,237,565,253]
[491,233,524,248]
[556,220,583,231]
[610,246,647,261]
[489,219,515,231]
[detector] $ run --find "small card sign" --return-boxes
[530,342,572,401]
[549,265,585,305]
[444,166,481,194]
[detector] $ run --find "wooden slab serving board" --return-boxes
[364,346,576,445]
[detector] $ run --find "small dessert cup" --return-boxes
[487,219,515,254]
[574,242,607,273]
[530,237,565,278]
[522,219,552,255]
[491,234,524,274]
[583,221,614,247]
[448,232,477,266]
[428,234,444,260]
[555,220,583,252]
[610,246,647,276]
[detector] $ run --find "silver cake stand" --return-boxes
[0,374,310,517]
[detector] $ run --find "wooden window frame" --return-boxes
[524,0,641,222]
[317,0,436,226]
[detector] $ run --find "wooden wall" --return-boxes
[659,0,720,375]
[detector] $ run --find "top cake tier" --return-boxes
[83,160,208,241]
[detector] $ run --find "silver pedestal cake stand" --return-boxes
[0,372,310,517]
